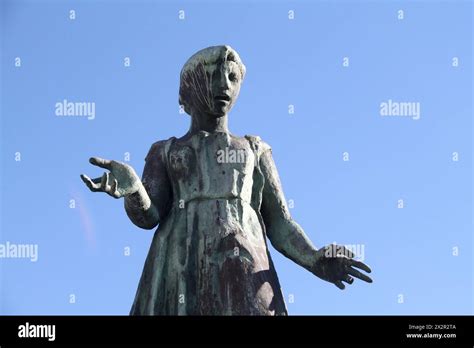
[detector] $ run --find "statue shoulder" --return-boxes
[145,137,176,162]
[244,135,272,156]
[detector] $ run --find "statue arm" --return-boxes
[259,146,373,289]
[124,141,172,230]
[259,148,318,272]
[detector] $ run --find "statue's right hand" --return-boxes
[80,157,141,199]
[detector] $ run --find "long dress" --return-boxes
[130,131,288,315]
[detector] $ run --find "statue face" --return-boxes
[206,59,242,117]
[180,56,243,118]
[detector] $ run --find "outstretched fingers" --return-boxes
[100,172,109,189]
[349,259,372,274]
[342,275,354,284]
[80,172,113,194]
[81,174,102,192]
[90,157,113,170]
[82,157,124,197]
[346,266,373,283]
[334,280,345,290]
[108,178,121,199]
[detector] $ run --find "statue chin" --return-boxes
[210,101,232,118]
[209,108,227,118]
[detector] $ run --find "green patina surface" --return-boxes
[81,45,372,315]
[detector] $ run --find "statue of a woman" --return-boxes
[80,45,372,315]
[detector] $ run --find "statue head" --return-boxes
[179,45,246,118]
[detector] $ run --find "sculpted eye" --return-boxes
[229,72,238,82]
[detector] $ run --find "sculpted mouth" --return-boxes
[214,95,231,103]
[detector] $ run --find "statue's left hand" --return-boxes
[312,244,373,290]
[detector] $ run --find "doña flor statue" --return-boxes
[80,45,373,315]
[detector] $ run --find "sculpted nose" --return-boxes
[215,66,230,91]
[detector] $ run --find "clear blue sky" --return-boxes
[1,0,472,315]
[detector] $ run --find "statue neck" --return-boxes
[189,113,229,134]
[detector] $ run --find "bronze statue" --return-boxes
[80,45,372,315]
